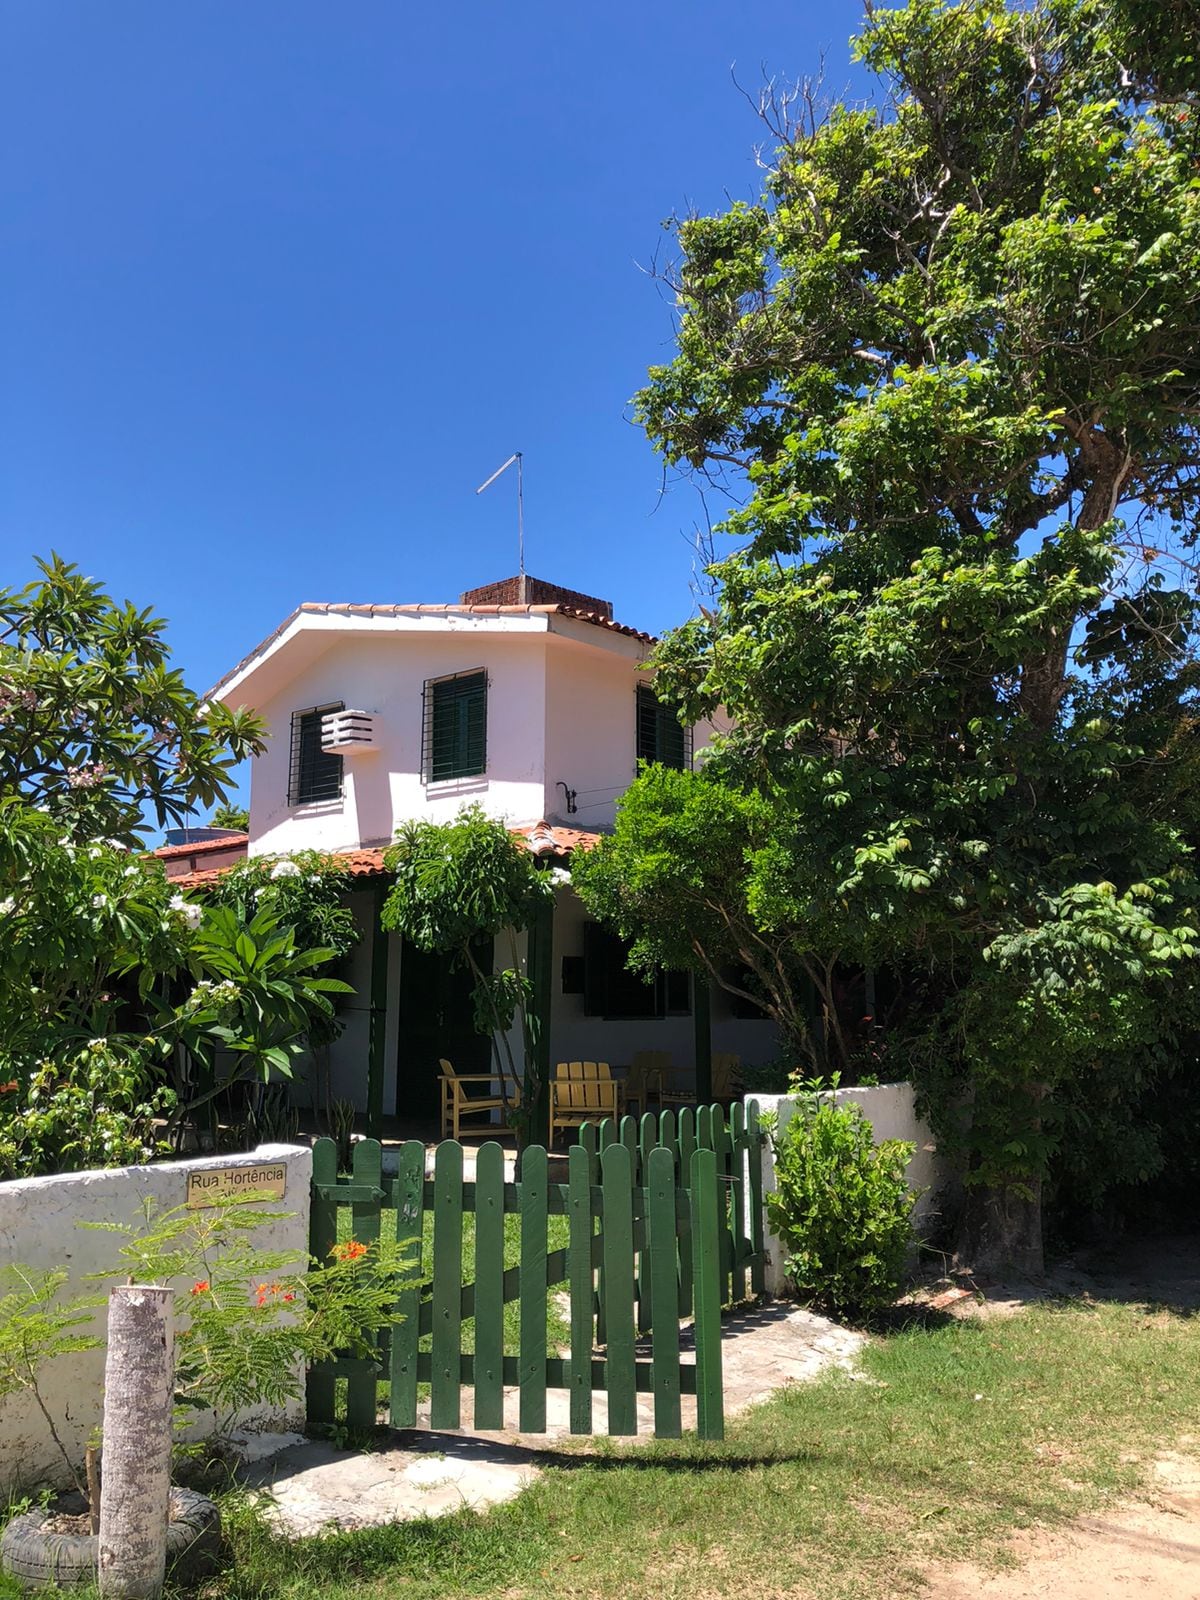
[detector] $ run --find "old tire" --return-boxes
[0,1489,221,1591]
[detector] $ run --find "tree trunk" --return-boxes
[98,1285,174,1600]
[955,1177,1045,1279]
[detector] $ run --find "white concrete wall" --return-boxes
[0,1144,312,1495]
[749,1083,950,1294]
[546,885,779,1075]
[544,637,643,830]
[248,624,552,854]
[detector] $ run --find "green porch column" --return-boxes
[693,977,713,1104]
[366,881,390,1140]
[526,892,554,1146]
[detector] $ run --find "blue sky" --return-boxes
[2,1,871,817]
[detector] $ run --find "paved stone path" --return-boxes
[246,1302,865,1537]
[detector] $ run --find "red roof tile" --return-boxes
[153,833,249,861]
[207,601,653,700]
[164,821,601,890]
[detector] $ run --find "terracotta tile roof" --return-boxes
[164,821,601,890]
[207,601,653,700]
[293,601,653,642]
[153,834,250,861]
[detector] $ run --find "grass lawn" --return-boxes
[194,1293,1199,1600]
[329,1203,572,1418]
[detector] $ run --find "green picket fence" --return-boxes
[578,1101,766,1333]
[306,1103,763,1443]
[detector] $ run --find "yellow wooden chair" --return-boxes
[438,1058,518,1141]
[619,1051,671,1118]
[549,1061,618,1145]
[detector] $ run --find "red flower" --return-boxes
[283,1292,296,1303]
[191,1281,210,1296]
[332,1239,368,1263]
[0,1082,18,1096]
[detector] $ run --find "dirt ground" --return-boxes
[920,1232,1200,1600]
[924,1453,1200,1599]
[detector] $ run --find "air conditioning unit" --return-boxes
[321,709,377,754]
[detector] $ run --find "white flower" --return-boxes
[269,860,301,880]
[548,867,572,887]
[92,894,107,910]
[169,894,202,931]
[0,898,14,916]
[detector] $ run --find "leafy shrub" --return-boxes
[767,1093,916,1318]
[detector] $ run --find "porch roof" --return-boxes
[159,819,601,890]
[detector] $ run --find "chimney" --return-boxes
[460,575,613,619]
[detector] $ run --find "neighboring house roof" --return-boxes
[154,833,251,880]
[207,601,655,704]
[158,820,601,890]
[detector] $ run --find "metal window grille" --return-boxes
[636,683,692,771]
[288,702,344,805]
[422,670,487,783]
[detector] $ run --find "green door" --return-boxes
[395,939,494,1122]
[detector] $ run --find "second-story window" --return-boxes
[636,682,689,771]
[288,702,344,806]
[423,670,487,783]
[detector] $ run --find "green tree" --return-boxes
[0,555,263,844]
[380,808,555,1145]
[208,803,250,832]
[585,0,1200,1272]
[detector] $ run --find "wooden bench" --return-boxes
[549,1060,618,1145]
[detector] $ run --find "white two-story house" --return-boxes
[189,574,777,1132]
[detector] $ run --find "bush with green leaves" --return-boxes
[0,1199,415,1502]
[381,806,556,1141]
[767,1089,916,1319]
[0,811,354,1176]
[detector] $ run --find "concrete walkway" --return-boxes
[247,1302,865,1537]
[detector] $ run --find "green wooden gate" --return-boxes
[306,1102,764,1442]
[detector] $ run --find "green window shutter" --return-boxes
[289,703,344,805]
[636,682,689,771]
[636,684,660,764]
[425,671,487,782]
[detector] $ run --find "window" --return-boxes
[288,703,344,806]
[582,922,691,1019]
[423,670,487,783]
[636,683,689,770]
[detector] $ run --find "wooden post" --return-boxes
[98,1285,174,1599]
[526,892,554,1146]
[366,882,390,1140]
[693,977,713,1104]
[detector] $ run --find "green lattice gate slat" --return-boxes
[429,1139,464,1429]
[345,1138,384,1432]
[389,1139,425,1427]
[600,1141,637,1435]
[472,1140,506,1430]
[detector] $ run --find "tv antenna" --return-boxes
[475,451,525,577]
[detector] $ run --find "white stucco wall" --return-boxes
[749,1083,951,1294]
[247,622,554,854]
[548,885,779,1073]
[0,1144,312,1495]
